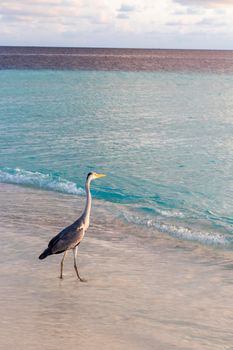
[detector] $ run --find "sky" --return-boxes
[0,0,233,49]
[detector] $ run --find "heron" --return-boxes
[39,172,106,281]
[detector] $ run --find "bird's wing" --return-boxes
[48,222,85,254]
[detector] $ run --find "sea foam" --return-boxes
[122,212,231,248]
[0,168,85,196]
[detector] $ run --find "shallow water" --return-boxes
[1,184,233,350]
[1,67,233,247]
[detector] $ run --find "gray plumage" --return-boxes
[39,172,106,281]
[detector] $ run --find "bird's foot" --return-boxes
[79,277,88,283]
[60,275,63,279]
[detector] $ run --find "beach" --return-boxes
[1,183,233,350]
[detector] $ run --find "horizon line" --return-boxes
[0,45,233,52]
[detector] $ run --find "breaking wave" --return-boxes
[121,212,232,248]
[0,168,85,195]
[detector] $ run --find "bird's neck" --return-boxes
[83,178,92,221]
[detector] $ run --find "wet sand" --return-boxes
[1,184,233,350]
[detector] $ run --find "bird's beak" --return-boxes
[95,173,106,178]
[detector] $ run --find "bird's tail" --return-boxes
[39,247,52,260]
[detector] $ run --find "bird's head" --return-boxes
[86,172,106,181]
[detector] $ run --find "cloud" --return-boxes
[173,7,202,15]
[116,3,136,20]
[0,0,81,20]
[116,13,129,19]
[0,0,233,48]
[169,0,233,34]
[0,0,117,32]
[173,0,233,8]
[166,17,225,28]
[196,17,225,26]
[118,4,135,12]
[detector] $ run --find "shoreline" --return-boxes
[1,183,233,350]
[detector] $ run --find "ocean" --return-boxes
[1,47,233,248]
[1,47,233,350]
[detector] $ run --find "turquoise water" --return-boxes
[1,69,233,247]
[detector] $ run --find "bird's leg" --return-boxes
[73,246,87,282]
[60,251,67,279]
